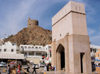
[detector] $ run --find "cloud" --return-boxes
[88,28,95,35]
[87,28,100,45]
[0,0,36,38]
[87,27,100,45]
[0,0,99,46]
[90,34,100,45]
[0,0,66,38]
[0,0,94,37]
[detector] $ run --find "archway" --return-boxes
[57,44,65,70]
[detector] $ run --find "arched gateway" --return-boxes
[56,44,65,70]
[52,1,92,74]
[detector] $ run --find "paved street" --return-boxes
[0,67,7,74]
[0,67,97,74]
[45,71,97,74]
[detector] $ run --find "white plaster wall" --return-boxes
[0,42,24,59]
[0,42,17,53]
[0,53,24,59]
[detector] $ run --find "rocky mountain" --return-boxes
[4,18,52,46]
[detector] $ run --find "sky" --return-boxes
[0,0,100,45]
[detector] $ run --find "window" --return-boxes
[35,47,38,49]
[39,47,41,49]
[0,49,1,52]
[4,49,6,52]
[94,49,96,53]
[11,49,14,52]
[21,46,23,48]
[28,46,31,48]
[90,48,92,52]
[48,46,51,48]
[25,46,27,48]
[12,44,14,46]
[98,54,100,57]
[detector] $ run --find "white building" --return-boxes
[19,44,51,64]
[90,45,100,58]
[0,41,24,60]
[90,45,100,71]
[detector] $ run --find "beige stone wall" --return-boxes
[52,1,85,25]
[52,1,88,42]
[72,12,88,35]
[52,1,92,74]
[52,13,72,41]
[52,35,92,73]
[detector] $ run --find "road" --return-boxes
[0,67,7,74]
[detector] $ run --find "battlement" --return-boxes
[28,18,38,28]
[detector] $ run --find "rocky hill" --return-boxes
[4,18,52,46]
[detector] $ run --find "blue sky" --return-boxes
[0,0,100,45]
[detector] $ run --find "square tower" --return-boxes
[52,1,92,74]
[28,18,38,28]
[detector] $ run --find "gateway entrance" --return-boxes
[57,44,65,70]
[52,1,92,73]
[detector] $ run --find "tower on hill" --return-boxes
[28,18,38,28]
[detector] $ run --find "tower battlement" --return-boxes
[28,18,38,28]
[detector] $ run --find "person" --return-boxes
[12,66,16,74]
[27,66,30,73]
[17,64,21,74]
[54,66,56,71]
[32,64,37,74]
[7,64,10,74]
[44,65,47,71]
[47,64,49,71]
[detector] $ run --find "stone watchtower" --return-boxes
[28,18,38,28]
[52,1,92,74]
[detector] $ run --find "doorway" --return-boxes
[61,51,65,70]
[57,44,65,70]
[80,53,85,73]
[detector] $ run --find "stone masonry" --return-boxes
[52,1,92,74]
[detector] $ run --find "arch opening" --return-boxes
[57,44,65,70]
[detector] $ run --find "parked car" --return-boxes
[0,62,7,67]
